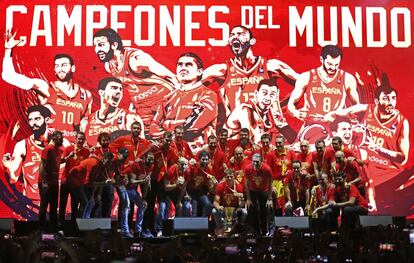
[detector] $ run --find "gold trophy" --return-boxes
[224,207,235,232]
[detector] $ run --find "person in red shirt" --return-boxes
[217,128,232,160]
[267,135,295,215]
[59,132,90,225]
[311,173,337,230]
[186,151,217,217]
[67,151,114,220]
[144,131,178,237]
[227,128,256,159]
[284,161,311,216]
[244,153,273,235]
[112,148,135,237]
[123,151,154,237]
[162,157,191,220]
[91,132,115,218]
[110,121,153,164]
[331,136,355,158]
[296,140,314,181]
[212,169,247,235]
[198,135,227,181]
[253,133,274,163]
[331,135,365,168]
[312,139,336,180]
[227,146,252,184]
[172,125,194,159]
[335,151,364,196]
[331,173,368,229]
[38,130,64,232]
[91,132,111,157]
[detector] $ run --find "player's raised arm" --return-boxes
[128,49,177,86]
[399,119,410,165]
[3,140,26,183]
[344,72,360,105]
[375,118,410,165]
[287,71,310,120]
[201,63,227,85]
[184,92,218,134]
[2,31,50,98]
[267,59,299,82]
[324,103,368,122]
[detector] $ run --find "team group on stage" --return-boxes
[1,25,409,236]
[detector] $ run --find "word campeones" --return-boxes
[5,5,412,47]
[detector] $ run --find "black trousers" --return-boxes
[59,182,79,224]
[247,191,270,235]
[39,183,59,232]
[142,179,161,232]
[342,205,368,229]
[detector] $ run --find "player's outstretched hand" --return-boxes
[4,30,23,49]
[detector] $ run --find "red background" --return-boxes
[0,0,413,218]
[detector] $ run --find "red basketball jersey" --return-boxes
[362,104,406,170]
[21,136,43,201]
[221,56,270,115]
[85,108,134,146]
[108,48,173,127]
[46,82,91,141]
[304,69,347,121]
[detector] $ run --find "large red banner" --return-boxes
[0,0,413,219]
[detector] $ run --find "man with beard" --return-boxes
[171,126,194,159]
[335,151,364,196]
[110,121,152,163]
[217,128,232,160]
[226,78,289,144]
[288,45,359,142]
[202,25,298,117]
[226,128,255,159]
[3,105,69,206]
[38,130,64,231]
[325,75,409,213]
[150,52,218,148]
[266,135,296,215]
[80,77,144,146]
[93,28,175,131]
[3,33,92,142]
[198,135,227,181]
